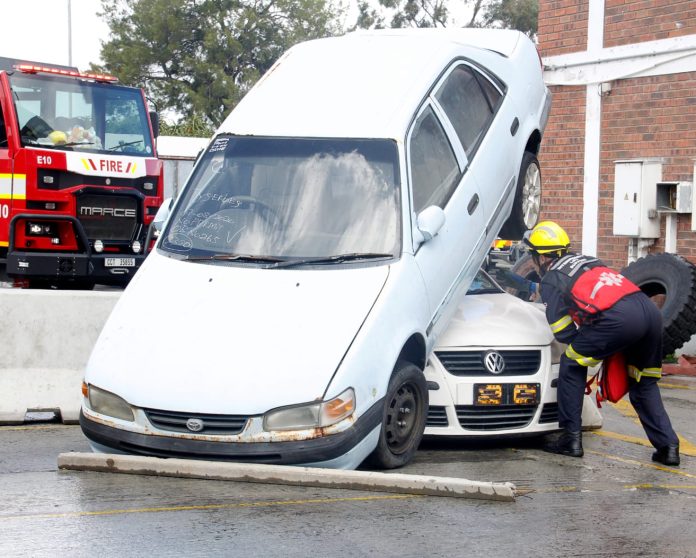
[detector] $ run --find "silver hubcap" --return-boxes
[522,162,541,229]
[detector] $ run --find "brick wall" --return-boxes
[599,73,696,267]
[538,85,586,251]
[605,0,696,48]
[538,0,589,56]
[538,0,696,268]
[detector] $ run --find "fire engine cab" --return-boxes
[0,57,163,288]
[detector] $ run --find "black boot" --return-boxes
[652,445,680,466]
[543,430,584,457]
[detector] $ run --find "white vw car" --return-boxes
[426,272,601,437]
[80,29,550,469]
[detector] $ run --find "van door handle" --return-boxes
[510,117,519,136]
[468,194,479,215]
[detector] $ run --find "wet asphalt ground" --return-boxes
[1,376,695,558]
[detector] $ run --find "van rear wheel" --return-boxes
[499,151,541,240]
[365,361,427,469]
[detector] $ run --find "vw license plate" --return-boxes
[105,257,136,267]
[475,383,540,406]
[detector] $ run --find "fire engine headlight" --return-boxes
[263,388,355,432]
[93,240,104,253]
[86,384,134,422]
[551,340,566,365]
[26,221,57,236]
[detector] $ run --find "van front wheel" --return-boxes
[366,361,427,469]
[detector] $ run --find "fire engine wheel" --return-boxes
[621,253,696,357]
[365,361,427,470]
[498,151,542,240]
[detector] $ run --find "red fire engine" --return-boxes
[0,57,163,288]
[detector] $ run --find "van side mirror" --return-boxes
[153,197,173,228]
[149,111,160,138]
[415,205,445,244]
[145,198,173,254]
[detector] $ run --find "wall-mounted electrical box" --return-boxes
[613,159,662,238]
[656,181,692,213]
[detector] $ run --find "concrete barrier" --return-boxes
[0,290,119,423]
[58,452,517,501]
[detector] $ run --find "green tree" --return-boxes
[482,0,538,36]
[97,0,342,128]
[354,0,537,36]
[159,114,215,137]
[353,0,449,28]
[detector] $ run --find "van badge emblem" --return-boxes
[186,418,204,432]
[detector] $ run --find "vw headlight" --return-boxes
[551,340,567,365]
[87,384,135,422]
[263,388,355,432]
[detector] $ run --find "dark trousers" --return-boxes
[558,293,678,449]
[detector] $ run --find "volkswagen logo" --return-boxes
[186,418,205,432]
[483,350,506,374]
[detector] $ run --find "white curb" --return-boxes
[58,452,516,501]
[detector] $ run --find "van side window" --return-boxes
[434,65,501,159]
[409,106,460,213]
[0,102,7,146]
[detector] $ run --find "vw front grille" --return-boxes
[539,403,559,424]
[455,405,537,430]
[435,350,541,376]
[426,406,449,427]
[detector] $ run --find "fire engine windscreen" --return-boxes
[9,73,153,156]
[161,136,401,260]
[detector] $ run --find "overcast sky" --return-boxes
[0,0,473,72]
[0,0,108,71]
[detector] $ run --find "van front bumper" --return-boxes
[79,401,383,466]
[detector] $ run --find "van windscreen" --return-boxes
[161,136,401,263]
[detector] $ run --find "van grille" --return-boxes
[143,408,249,435]
[435,350,541,376]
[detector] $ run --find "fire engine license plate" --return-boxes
[105,258,136,267]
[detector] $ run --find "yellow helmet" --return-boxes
[523,221,570,255]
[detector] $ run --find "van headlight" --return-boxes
[551,340,567,365]
[87,384,135,422]
[263,388,355,432]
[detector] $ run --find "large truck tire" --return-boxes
[621,253,696,357]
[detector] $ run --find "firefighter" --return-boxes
[524,221,680,466]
